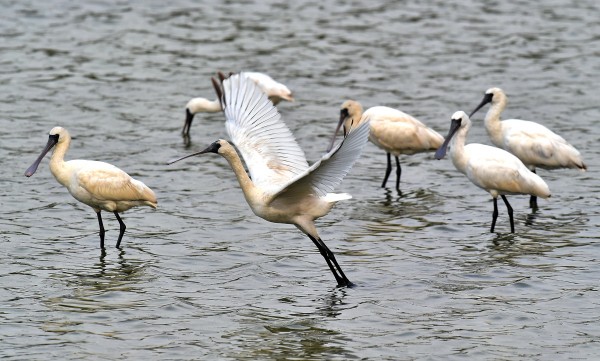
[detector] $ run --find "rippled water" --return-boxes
[2,0,600,359]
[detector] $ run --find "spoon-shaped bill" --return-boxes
[326,109,351,152]
[182,108,194,137]
[167,141,221,165]
[469,92,493,118]
[434,117,462,160]
[25,134,59,177]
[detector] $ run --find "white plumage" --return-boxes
[470,87,586,207]
[169,72,370,287]
[328,100,443,191]
[435,111,550,233]
[25,127,157,249]
[182,71,294,137]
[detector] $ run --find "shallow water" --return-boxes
[2,0,600,359]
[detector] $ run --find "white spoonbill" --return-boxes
[182,71,294,137]
[169,72,370,287]
[25,127,157,249]
[435,111,550,233]
[469,87,586,208]
[327,100,443,191]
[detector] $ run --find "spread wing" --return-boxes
[216,72,309,194]
[271,119,370,201]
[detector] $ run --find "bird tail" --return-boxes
[321,193,352,203]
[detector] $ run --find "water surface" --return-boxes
[1,0,600,359]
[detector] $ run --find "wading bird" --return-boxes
[327,100,443,191]
[182,72,294,137]
[435,111,550,233]
[170,72,370,287]
[25,127,157,248]
[470,87,586,208]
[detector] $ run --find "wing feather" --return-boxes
[74,162,156,204]
[218,73,309,194]
[272,119,370,200]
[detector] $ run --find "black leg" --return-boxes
[315,237,353,287]
[97,211,105,249]
[381,153,392,188]
[309,235,343,285]
[491,197,499,233]
[308,235,353,287]
[395,156,401,191]
[501,195,514,233]
[113,211,127,248]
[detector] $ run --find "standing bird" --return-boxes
[25,127,157,249]
[469,87,586,208]
[182,71,294,137]
[169,73,370,287]
[435,111,550,233]
[327,100,443,191]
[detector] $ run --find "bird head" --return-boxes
[469,87,505,118]
[24,127,69,177]
[327,100,363,152]
[435,111,469,160]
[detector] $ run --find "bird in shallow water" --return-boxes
[435,111,550,233]
[327,100,443,191]
[170,72,370,287]
[25,127,157,249]
[182,71,294,138]
[469,87,586,208]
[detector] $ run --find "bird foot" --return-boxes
[337,279,355,288]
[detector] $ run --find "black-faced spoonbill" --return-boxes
[435,111,550,233]
[469,87,586,208]
[327,100,443,191]
[170,73,370,287]
[182,71,294,137]
[25,127,157,249]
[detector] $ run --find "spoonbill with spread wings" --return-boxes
[170,73,369,287]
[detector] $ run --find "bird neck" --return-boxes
[221,147,259,205]
[188,98,222,114]
[204,99,222,113]
[484,98,506,146]
[449,126,468,174]
[49,138,71,187]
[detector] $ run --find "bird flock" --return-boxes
[25,71,587,287]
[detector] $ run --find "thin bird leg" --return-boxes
[529,169,538,209]
[113,211,127,248]
[395,156,402,191]
[491,197,499,233]
[501,195,515,233]
[96,211,105,249]
[316,238,353,287]
[308,235,344,285]
[381,153,392,188]
[529,195,538,209]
